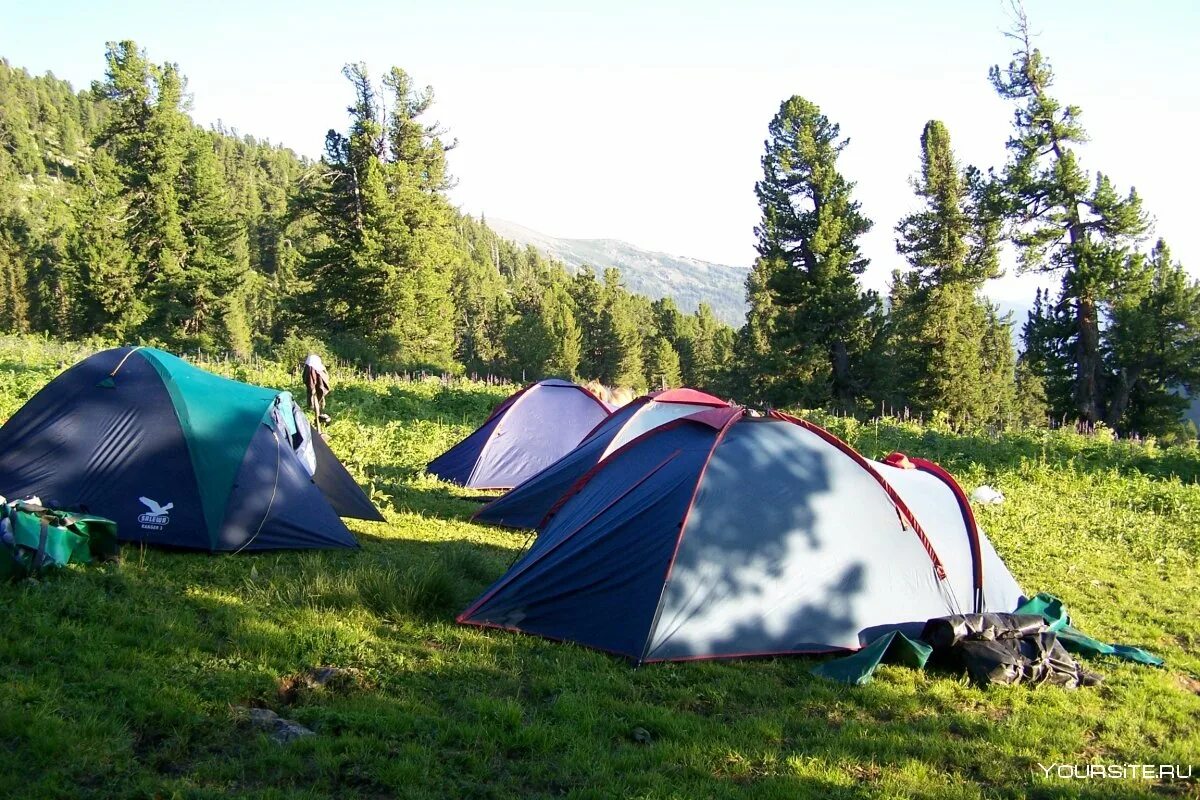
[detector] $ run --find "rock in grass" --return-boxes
[235,706,315,744]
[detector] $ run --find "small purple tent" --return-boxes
[427,379,612,490]
[474,388,731,529]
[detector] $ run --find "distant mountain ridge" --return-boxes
[487,219,750,325]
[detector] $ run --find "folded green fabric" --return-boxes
[1014,593,1163,667]
[1,503,119,580]
[810,630,932,685]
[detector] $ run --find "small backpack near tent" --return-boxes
[0,346,385,552]
[427,379,612,490]
[475,388,731,529]
[459,407,1024,662]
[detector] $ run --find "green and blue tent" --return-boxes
[0,346,384,551]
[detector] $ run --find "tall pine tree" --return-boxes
[990,7,1150,425]
[890,120,1016,428]
[296,64,457,368]
[1104,241,1200,433]
[741,95,874,410]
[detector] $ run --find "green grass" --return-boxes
[0,335,1196,799]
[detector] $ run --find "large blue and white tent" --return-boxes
[459,407,1023,662]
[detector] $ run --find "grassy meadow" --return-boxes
[0,335,1196,799]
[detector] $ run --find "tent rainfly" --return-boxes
[426,379,612,490]
[0,346,384,551]
[459,407,1024,662]
[474,388,731,529]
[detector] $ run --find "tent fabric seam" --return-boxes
[138,350,215,545]
[537,416,714,529]
[910,456,985,612]
[140,349,288,547]
[638,408,741,664]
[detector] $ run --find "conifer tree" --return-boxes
[570,267,605,378]
[645,336,682,389]
[0,149,30,332]
[69,151,138,338]
[1020,285,1075,420]
[744,95,874,409]
[990,7,1150,424]
[94,42,189,305]
[1014,359,1049,428]
[593,268,645,389]
[168,129,253,353]
[296,63,457,368]
[541,282,583,379]
[451,217,511,374]
[891,120,1015,428]
[1104,241,1200,432]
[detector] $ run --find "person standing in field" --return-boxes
[301,353,332,433]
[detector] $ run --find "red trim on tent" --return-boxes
[678,406,741,430]
[909,456,985,613]
[473,398,645,522]
[456,617,854,663]
[638,407,744,664]
[458,449,683,622]
[647,388,729,406]
[555,380,616,414]
[767,411,948,580]
[482,396,735,524]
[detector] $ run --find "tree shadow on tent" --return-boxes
[642,421,957,659]
[643,427,843,657]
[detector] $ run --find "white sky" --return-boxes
[3,0,1197,305]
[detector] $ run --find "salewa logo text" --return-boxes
[138,496,173,530]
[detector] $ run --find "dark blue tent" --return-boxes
[474,388,730,529]
[459,408,1023,662]
[0,347,384,552]
[427,379,612,490]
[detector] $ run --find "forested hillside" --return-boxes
[2,6,1200,436]
[0,47,733,392]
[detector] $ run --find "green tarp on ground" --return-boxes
[812,593,1163,685]
[810,631,932,685]
[1014,593,1164,667]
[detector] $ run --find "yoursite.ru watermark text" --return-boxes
[1038,763,1193,780]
